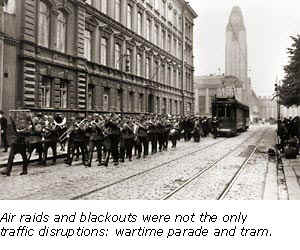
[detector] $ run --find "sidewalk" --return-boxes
[0,147,67,167]
[282,155,300,200]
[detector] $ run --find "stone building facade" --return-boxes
[259,96,300,121]
[0,0,197,117]
[259,96,278,121]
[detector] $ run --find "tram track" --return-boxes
[161,128,268,200]
[71,129,261,200]
[70,138,234,200]
[217,145,259,200]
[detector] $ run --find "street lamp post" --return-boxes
[274,82,283,168]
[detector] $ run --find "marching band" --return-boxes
[0,111,216,176]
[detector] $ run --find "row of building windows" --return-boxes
[86,0,185,31]
[39,77,70,109]
[83,29,193,91]
[38,1,67,53]
[85,0,193,62]
[37,0,192,68]
[38,75,187,114]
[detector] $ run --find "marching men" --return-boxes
[0,111,220,176]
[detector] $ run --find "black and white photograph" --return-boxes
[0,0,299,200]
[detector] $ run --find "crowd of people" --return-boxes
[0,111,220,177]
[277,116,300,158]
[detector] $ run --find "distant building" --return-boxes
[225,6,262,120]
[259,96,300,120]
[225,6,248,104]
[194,75,242,117]
[259,96,277,120]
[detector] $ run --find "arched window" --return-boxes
[100,37,108,66]
[161,30,166,50]
[137,12,142,36]
[145,57,150,79]
[38,1,50,48]
[167,65,171,85]
[115,0,121,22]
[84,30,92,61]
[137,54,142,76]
[161,64,165,84]
[57,11,67,53]
[127,5,133,29]
[101,0,108,14]
[126,48,132,72]
[173,68,177,88]
[154,61,159,82]
[114,43,121,70]
[146,19,151,41]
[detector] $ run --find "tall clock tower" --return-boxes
[225,6,249,104]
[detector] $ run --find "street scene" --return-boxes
[0,125,280,200]
[0,0,300,200]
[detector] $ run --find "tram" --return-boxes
[212,97,250,137]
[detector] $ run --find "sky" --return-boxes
[190,0,300,96]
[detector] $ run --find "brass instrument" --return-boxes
[58,119,88,142]
[53,114,66,129]
[134,121,148,130]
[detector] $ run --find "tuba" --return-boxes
[53,114,66,129]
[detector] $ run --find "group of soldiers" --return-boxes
[0,112,219,177]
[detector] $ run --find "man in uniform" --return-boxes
[1,113,30,176]
[148,117,158,155]
[27,115,44,163]
[105,114,121,166]
[162,118,171,151]
[202,117,209,138]
[65,118,88,166]
[120,118,135,162]
[211,117,219,139]
[42,117,59,166]
[157,118,165,152]
[86,114,104,167]
[193,118,201,143]
[135,117,149,159]
[169,119,180,148]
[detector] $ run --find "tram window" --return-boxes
[218,106,225,117]
[226,106,233,119]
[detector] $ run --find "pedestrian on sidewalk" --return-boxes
[0,111,8,152]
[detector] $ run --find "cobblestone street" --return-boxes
[1,125,296,200]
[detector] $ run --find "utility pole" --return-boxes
[274,80,282,169]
